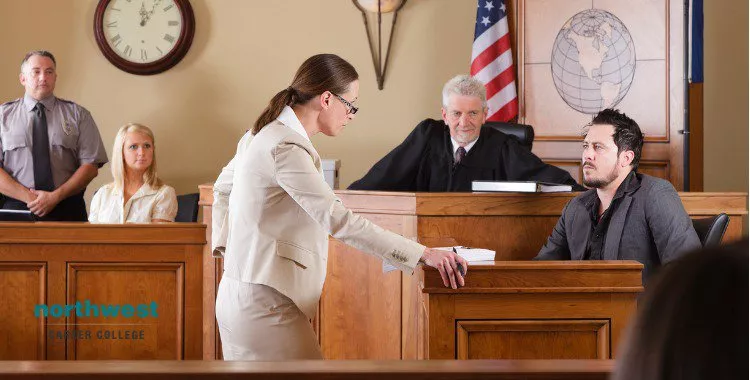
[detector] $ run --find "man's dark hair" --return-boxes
[20,50,57,71]
[590,108,644,170]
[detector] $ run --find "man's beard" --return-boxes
[583,165,619,188]
[454,129,478,145]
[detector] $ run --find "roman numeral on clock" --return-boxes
[110,34,122,47]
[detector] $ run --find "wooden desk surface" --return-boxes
[0,222,206,244]
[333,190,747,217]
[0,360,615,380]
[199,185,748,217]
[421,260,644,293]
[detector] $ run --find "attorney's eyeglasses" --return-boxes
[332,93,359,115]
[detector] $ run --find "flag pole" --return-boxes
[681,0,691,191]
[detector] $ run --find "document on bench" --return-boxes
[383,246,495,273]
[472,180,573,193]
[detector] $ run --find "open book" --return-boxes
[472,180,573,193]
[383,246,495,273]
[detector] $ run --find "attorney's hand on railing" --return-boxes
[420,247,468,289]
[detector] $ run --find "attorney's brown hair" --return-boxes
[252,54,358,134]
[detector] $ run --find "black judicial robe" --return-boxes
[349,119,584,192]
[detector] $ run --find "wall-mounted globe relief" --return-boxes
[551,9,636,115]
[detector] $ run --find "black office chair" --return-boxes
[175,193,200,223]
[692,213,730,247]
[484,121,535,151]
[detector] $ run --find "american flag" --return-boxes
[471,0,518,122]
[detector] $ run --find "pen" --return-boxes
[452,247,466,277]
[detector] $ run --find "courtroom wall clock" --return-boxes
[94,0,195,75]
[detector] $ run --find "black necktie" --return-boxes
[454,146,466,166]
[32,102,54,191]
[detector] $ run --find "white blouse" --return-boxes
[89,182,178,223]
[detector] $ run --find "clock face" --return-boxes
[94,0,195,75]
[102,0,183,64]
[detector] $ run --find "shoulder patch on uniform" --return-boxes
[57,98,75,104]
[0,98,21,107]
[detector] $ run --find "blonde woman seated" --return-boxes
[89,123,177,223]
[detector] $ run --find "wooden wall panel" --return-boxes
[401,267,432,361]
[423,262,642,360]
[515,0,688,189]
[426,292,637,360]
[544,160,582,183]
[319,240,402,359]
[319,212,418,360]
[545,160,671,184]
[199,188,219,361]
[418,216,562,261]
[66,263,184,360]
[638,161,670,181]
[457,320,609,359]
[0,224,205,361]
[0,263,46,360]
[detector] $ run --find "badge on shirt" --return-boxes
[62,120,73,135]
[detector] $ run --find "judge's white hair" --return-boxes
[441,75,487,109]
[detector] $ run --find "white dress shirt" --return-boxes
[89,182,178,223]
[277,105,311,142]
[450,136,478,156]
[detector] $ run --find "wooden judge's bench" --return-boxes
[198,187,747,361]
[0,189,744,361]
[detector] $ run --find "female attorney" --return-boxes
[215,54,467,360]
[89,123,177,223]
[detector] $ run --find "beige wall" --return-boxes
[0,0,476,199]
[703,0,749,192]
[0,0,747,202]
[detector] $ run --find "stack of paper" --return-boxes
[382,246,495,273]
[441,246,496,262]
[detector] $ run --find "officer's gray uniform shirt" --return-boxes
[0,94,108,189]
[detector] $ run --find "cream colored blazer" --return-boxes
[217,120,424,320]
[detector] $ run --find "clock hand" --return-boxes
[143,0,163,26]
[139,2,148,26]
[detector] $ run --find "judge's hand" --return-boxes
[27,190,61,217]
[420,248,468,289]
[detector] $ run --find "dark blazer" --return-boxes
[534,172,701,283]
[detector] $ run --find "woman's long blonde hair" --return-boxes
[111,123,162,192]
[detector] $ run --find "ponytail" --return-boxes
[252,87,296,134]
[252,54,359,135]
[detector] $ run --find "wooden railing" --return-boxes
[0,360,615,380]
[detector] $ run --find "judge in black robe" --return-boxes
[349,118,584,192]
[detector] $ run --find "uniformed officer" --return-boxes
[0,50,108,221]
